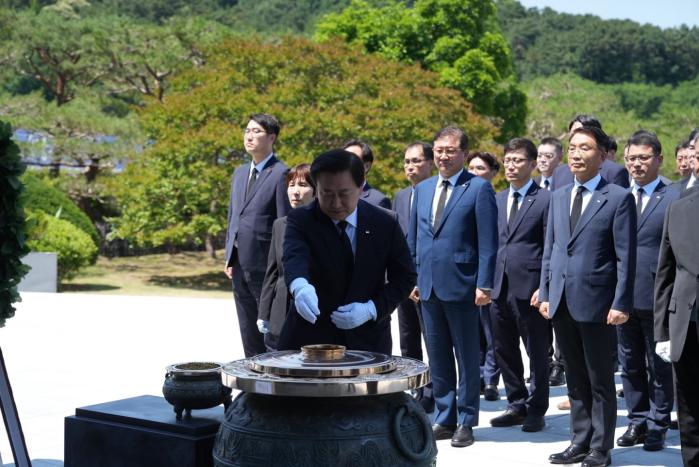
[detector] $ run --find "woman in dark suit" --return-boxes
[257,164,316,351]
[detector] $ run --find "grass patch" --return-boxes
[62,250,232,298]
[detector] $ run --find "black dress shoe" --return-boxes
[490,408,526,427]
[616,423,647,447]
[670,419,679,430]
[549,366,566,386]
[483,385,499,401]
[581,449,611,467]
[549,444,589,464]
[451,425,474,448]
[432,424,456,440]
[643,429,665,451]
[616,388,624,398]
[522,414,545,432]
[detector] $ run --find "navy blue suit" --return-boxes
[490,181,551,417]
[278,199,415,353]
[618,181,677,432]
[540,177,636,451]
[550,160,629,191]
[362,182,391,209]
[225,155,291,357]
[408,170,498,427]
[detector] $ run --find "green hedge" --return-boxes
[26,210,98,281]
[21,172,100,246]
[0,121,29,326]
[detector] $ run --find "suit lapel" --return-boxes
[423,178,438,236]
[434,171,471,235]
[507,183,538,239]
[242,156,276,210]
[345,202,370,301]
[569,181,608,244]
[637,182,665,231]
[497,191,508,238]
[559,185,573,243]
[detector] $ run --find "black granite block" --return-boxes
[64,395,224,467]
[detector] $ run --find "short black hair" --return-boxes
[607,137,618,153]
[569,125,609,153]
[249,113,280,136]
[467,151,500,172]
[342,139,374,164]
[310,149,365,188]
[504,137,537,161]
[675,139,691,157]
[539,137,563,157]
[688,128,699,144]
[405,141,434,161]
[433,125,468,150]
[627,130,662,157]
[568,114,602,132]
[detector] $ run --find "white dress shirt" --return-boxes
[540,175,553,191]
[333,208,358,255]
[250,152,274,176]
[687,173,697,189]
[432,169,464,225]
[508,179,533,221]
[632,177,661,213]
[571,174,602,215]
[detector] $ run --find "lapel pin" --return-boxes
[365,230,370,234]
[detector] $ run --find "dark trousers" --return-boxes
[550,325,566,370]
[491,290,550,416]
[479,304,501,386]
[421,296,480,427]
[618,309,674,431]
[675,323,699,466]
[553,301,617,451]
[232,257,267,358]
[397,298,424,361]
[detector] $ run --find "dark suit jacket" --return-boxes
[258,217,288,337]
[279,199,415,353]
[393,186,412,235]
[633,182,679,311]
[670,176,692,194]
[654,189,699,361]
[408,171,498,302]
[539,178,636,322]
[550,160,630,191]
[362,182,392,209]
[492,182,550,301]
[224,155,291,272]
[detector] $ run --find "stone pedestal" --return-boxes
[64,395,224,467]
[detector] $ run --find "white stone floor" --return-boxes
[0,292,683,466]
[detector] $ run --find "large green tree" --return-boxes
[315,0,527,140]
[112,36,498,257]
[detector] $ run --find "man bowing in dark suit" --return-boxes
[539,125,636,467]
[224,113,291,357]
[616,131,677,452]
[654,186,699,466]
[408,126,498,448]
[277,149,415,354]
[489,138,551,433]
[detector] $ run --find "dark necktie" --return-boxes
[570,186,585,233]
[337,220,354,281]
[636,187,644,217]
[544,179,550,191]
[245,167,258,201]
[508,191,521,232]
[433,179,450,228]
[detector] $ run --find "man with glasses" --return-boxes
[394,142,435,412]
[536,137,563,191]
[674,140,693,182]
[616,130,677,452]
[489,138,552,433]
[224,113,291,357]
[539,125,636,467]
[408,126,498,448]
[672,132,698,193]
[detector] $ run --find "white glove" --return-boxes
[655,341,671,363]
[290,279,320,324]
[331,301,377,330]
[256,319,269,334]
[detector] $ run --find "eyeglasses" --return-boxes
[404,158,427,166]
[244,128,266,135]
[623,154,656,164]
[503,157,529,166]
[434,147,460,157]
[537,152,557,159]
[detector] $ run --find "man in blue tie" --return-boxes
[408,126,498,448]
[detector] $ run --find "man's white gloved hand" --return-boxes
[331,301,376,329]
[655,341,671,363]
[290,279,320,324]
[256,319,269,334]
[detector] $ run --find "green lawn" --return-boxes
[62,251,232,299]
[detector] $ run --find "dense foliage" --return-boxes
[316,0,526,140]
[496,0,699,85]
[0,120,28,326]
[111,36,499,252]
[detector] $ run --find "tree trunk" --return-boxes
[205,233,216,259]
